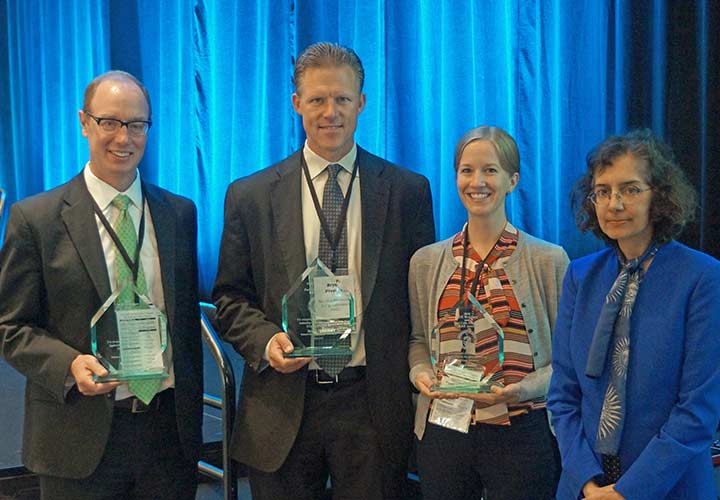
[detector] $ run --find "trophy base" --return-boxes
[93,370,169,383]
[284,346,353,358]
[430,382,500,394]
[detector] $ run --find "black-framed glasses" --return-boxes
[84,111,152,137]
[588,185,652,206]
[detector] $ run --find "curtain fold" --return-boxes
[1,0,717,297]
[2,0,108,198]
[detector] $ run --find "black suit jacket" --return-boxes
[0,173,203,478]
[213,147,435,472]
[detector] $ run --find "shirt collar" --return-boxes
[302,141,358,180]
[83,162,143,211]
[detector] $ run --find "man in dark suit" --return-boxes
[0,71,202,499]
[213,42,435,499]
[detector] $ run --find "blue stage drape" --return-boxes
[1,0,718,298]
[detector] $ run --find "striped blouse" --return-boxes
[436,222,545,425]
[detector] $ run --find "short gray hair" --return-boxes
[293,42,364,94]
[83,70,152,120]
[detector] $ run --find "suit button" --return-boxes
[528,328,534,334]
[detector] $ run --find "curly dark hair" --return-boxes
[572,129,697,244]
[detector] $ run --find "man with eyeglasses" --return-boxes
[0,70,202,499]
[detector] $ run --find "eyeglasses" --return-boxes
[588,185,652,206]
[84,111,152,137]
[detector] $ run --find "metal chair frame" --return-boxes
[198,302,238,500]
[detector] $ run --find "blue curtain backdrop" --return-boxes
[1,0,718,298]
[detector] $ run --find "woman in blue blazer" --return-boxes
[548,130,720,500]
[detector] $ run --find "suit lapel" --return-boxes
[358,148,390,309]
[269,148,390,307]
[61,174,112,301]
[144,184,177,327]
[270,151,307,286]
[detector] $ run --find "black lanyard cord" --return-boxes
[458,225,502,305]
[91,188,147,287]
[301,154,358,272]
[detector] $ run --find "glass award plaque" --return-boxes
[90,284,169,382]
[282,258,355,358]
[430,294,504,393]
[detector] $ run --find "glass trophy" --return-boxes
[282,258,355,358]
[90,283,169,382]
[430,294,504,393]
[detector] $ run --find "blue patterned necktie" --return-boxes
[316,164,352,376]
[587,243,658,460]
[111,194,162,404]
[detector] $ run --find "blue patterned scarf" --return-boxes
[586,243,659,455]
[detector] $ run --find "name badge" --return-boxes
[115,304,166,374]
[312,274,356,322]
[428,397,474,433]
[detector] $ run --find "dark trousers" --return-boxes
[249,376,404,500]
[417,409,560,500]
[40,391,197,500]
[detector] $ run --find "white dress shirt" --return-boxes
[301,142,366,367]
[263,143,368,368]
[83,164,175,398]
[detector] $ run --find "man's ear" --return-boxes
[292,93,301,115]
[78,110,89,138]
[357,93,366,114]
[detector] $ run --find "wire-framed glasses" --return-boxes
[588,185,652,206]
[84,111,152,137]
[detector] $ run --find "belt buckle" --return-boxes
[314,370,339,385]
[130,398,155,413]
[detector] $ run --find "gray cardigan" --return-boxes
[408,229,569,439]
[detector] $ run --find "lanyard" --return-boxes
[91,189,147,289]
[457,225,506,366]
[458,225,502,305]
[301,154,359,273]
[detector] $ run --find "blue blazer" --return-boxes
[548,241,720,500]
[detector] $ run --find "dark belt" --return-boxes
[114,389,173,413]
[308,366,366,387]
